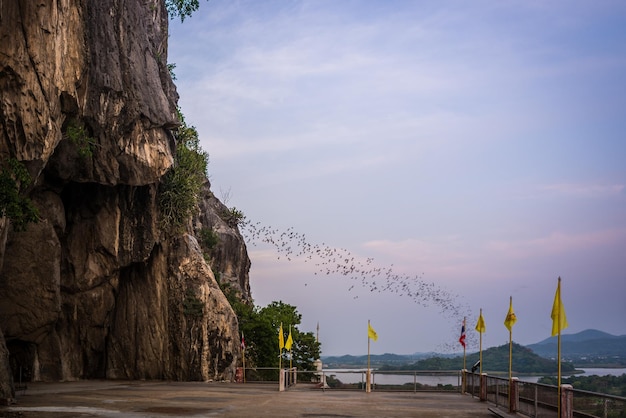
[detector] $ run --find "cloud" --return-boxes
[360,226,626,283]
[486,228,626,260]
[360,237,486,283]
[173,0,626,183]
[537,183,625,199]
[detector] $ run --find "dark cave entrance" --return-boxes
[7,340,36,383]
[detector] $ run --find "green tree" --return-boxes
[293,331,321,372]
[252,301,302,371]
[0,158,39,231]
[258,301,302,335]
[539,373,626,397]
[165,0,206,22]
[236,301,321,380]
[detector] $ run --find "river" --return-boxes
[322,368,626,386]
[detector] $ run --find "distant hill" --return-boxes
[531,329,620,345]
[322,353,427,368]
[526,329,626,364]
[379,342,576,374]
[321,329,626,369]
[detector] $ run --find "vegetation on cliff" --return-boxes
[0,159,39,231]
[159,110,208,230]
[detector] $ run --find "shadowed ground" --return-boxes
[2,381,496,417]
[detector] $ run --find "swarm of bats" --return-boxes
[241,220,476,351]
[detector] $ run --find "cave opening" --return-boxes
[7,339,35,383]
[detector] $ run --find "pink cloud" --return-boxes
[538,183,624,198]
[486,227,626,260]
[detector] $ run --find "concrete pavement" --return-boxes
[2,380,497,417]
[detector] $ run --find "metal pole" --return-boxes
[557,311,562,417]
[367,320,371,393]
[508,326,513,411]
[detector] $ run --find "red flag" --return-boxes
[459,318,466,348]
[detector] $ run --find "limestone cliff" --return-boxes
[0,0,250,400]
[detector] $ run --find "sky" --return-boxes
[168,0,626,356]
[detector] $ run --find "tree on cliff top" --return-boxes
[166,0,207,21]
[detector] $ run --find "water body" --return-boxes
[323,368,626,386]
[323,369,461,386]
[578,368,626,377]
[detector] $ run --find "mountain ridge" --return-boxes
[322,329,626,367]
[531,329,622,346]
[527,330,626,361]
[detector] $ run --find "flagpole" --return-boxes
[508,297,513,383]
[289,325,293,371]
[463,316,467,370]
[509,317,513,409]
[317,322,319,343]
[557,322,562,416]
[557,278,562,417]
[242,333,246,384]
[463,344,466,371]
[508,329,512,383]
[503,295,518,412]
[478,309,483,375]
[549,276,569,417]
[279,322,283,376]
[367,319,371,393]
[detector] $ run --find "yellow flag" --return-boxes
[475,311,486,333]
[285,326,293,351]
[551,277,569,336]
[279,323,285,350]
[504,297,517,332]
[368,322,378,341]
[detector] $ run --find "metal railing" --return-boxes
[319,369,462,392]
[464,371,626,418]
[236,366,625,417]
[570,388,626,418]
[517,378,559,417]
[239,367,462,391]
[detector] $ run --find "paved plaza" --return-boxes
[1,380,499,417]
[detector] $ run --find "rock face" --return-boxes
[195,184,252,303]
[0,328,13,405]
[0,0,250,398]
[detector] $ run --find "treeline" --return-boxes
[380,343,576,374]
[539,374,626,397]
[569,356,626,367]
[323,353,425,368]
[223,294,321,378]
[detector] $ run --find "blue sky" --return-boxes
[168,0,626,356]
